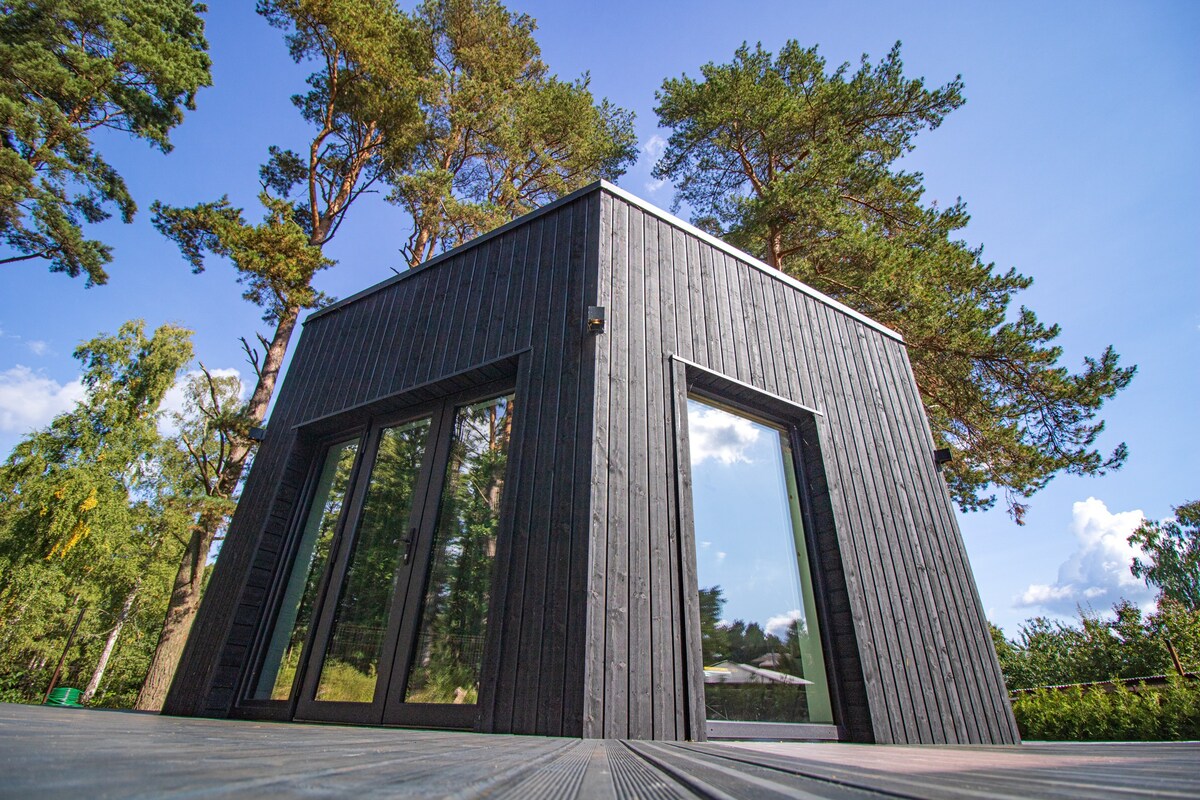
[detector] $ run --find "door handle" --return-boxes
[401,526,417,565]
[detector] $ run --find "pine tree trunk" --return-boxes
[83,582,139,703]
[134,515,212,710]
[134,304,300,711]
[766,227,783,270]
[408,224,433,268]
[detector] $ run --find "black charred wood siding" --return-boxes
[165,191,601,737]
[164,183,1016,745]
[582,190,1017,744]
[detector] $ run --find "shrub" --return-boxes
[1012,676,1200,741]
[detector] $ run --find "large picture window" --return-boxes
[686,395,833,728]
[247,387,516,729]
[253,438,360,701]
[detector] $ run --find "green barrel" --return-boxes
[44,687,83,707]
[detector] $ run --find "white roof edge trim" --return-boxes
[597,180,903,343]
[306,179,903,344]
[304,180,605,324]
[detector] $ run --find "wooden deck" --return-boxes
[1,703,1196,799]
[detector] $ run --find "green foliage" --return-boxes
[152,194,333,323]
[1130,501,1200,611]
[309,660,378,703]
[993,600,1200,691]
[0,0,211,284]
[256,0,426,245]
[0,321,200,705]
[652,41,1135,522]
[168,369,251,502]
[388,0,637,266]
[698,586,727,665]
[704,683,810,724]
[995,600,1200,740]
[1012,677,1200,742]
[156,0,426,314]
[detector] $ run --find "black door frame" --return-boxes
[292,401,448,725]
[242,379,516,730]
[668,355,844,742]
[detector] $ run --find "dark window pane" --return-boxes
[315,418,431,703]
[687,397,833,725]
[404,394,514,704]
[253,439,359,701]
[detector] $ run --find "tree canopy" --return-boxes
[0,321,200,705]
[1131,501,1200,612]
[0,0,211,284]
[991,599,1199,691]
[388,0,637,266]
[652,41,1135,522]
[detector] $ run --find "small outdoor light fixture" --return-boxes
[586,305,606,334]
[248,426,268,443]
[933,447,952,466]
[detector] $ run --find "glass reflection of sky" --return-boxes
[688,399,806,634]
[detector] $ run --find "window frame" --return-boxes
[235,375,519,729]
[670,356,847,742]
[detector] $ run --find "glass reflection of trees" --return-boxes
[254,439,359,701]
[315,419,431,703]
[699,585,829,724]
[405,395,514,705]
[687,395,834,726]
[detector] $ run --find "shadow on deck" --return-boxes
[1,703,1196,798]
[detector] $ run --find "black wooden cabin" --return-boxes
[163,182,1018,744]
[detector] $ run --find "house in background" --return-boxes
[162,182,1019,744]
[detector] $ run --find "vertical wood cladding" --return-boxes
[166,192,600,737]
[583,191,1017,744]
[165,183,1016,745]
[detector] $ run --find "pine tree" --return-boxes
[389,0,637,266]
[138,0,428,710]
[652,42,1135,521]
[0,0,211,284]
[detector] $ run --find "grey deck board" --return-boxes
[2,706,1196,800]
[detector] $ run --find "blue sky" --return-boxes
[0,1,1196,636]
[688,398,810,632]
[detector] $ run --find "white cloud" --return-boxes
[765,609,803,637]
[1016,497,1153,615]
[0,366,85,433]
[643,134,666,158]
[26,340,48,356]
[644,178,667,194]
[688,406,760,466]
[715,551,727,563]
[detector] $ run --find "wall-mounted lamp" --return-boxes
[586,305,606,334]
[248,426,268,443]
[933,447,952,466]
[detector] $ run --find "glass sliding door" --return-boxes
[401,394,514,706]
[685,396,833,728]
[259,386,517,729]
[253,438,360,702]
[313,418,432,704]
